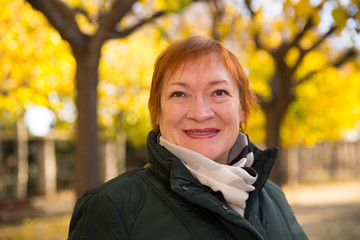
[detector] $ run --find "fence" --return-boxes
[0,127,126,200]
[285,139,360,186]
[0,131,359,199]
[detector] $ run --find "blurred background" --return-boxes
[0,0,359,239]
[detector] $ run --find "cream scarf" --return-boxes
[159,133,257,217]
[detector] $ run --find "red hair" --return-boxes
[148,36,258,133]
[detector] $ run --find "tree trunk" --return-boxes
[73,38,103,197]
[264,106,288,185]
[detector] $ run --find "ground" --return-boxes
[0,180,359,239]
[284,180,360,240]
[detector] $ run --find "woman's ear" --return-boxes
[239,102,246,123]
[240,109,246,123]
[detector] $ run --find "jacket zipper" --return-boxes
[146,163,238,240]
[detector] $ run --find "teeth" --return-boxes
[187,131,217,135]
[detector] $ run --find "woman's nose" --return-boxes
[186,96,214,122]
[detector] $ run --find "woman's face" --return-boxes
[157,55,246,164]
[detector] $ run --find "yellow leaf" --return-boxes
[285,47,300,67]
[332,7,347,31]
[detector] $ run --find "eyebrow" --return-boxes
[169,82,190,87]
[209,79,230,86]
[169,79,230,87]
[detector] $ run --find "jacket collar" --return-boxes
[244,143,279,219]
[146,131,279,219]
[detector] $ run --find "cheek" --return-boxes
[222,102,243,125]
[158,103,183,126]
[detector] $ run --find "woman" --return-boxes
[68,36,308,240]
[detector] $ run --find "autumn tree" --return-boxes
[209,0,360,184]
[1,0,78,198]
[163,0,360,184]
[25,0,195,197]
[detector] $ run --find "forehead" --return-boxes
[163,54,233,86]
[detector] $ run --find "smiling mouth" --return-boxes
[184,129,220,138]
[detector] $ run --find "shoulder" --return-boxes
[68,168,150,239]
[263,180,286,198]
[90,168,147,197]
[259,180,308,239]
[83,168,150,215]
[261,180,292,213]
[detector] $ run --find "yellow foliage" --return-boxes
[247,109,266,144]
[285,47,300,68]
[15,87,34,107]
[299,30,319,50]
[75,14,97,35]
[98,29,168,143]
[1,0,359,148]
[294,0,314,19]
[332,7,348,31]
[266,31,282,49]
[247,50,274,101]
[283,63,360,146]
[294,50,327,81]
[0,0,75,132]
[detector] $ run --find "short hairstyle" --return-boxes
[148,36,258,133]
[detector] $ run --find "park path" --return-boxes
[1,179,359,239]
[284,180,360,240]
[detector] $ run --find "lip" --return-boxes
[183,128,220,139]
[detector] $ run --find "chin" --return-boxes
[193,148,219,160]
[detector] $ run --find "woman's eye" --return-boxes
[214,90,229,96]
[170,92,185,98]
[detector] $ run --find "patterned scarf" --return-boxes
[159,132,257,217]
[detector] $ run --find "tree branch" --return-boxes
[273,17,314,60]
[26,0,85,48]
[207,0,226,40]
[243,0,267,51]
[332,48,357,68]
[289,25,336,77]
[73,7,93,23]
[272,0,326,58]
[98,10,165,40]
[97,0,136,35]
[294,71,317,87]
[294,48,356,87]
[244,0,255,17]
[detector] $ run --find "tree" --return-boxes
[98,32,168,146]
[168,0,359,184]
[245,0,359,184]
[1,0,77,198]
[0,0,75,125]
[25,0,194,197]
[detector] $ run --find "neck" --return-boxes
[213,154,229,165]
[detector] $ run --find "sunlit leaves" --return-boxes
[98,29,167,145]
[0,0,75,130]
[152,0,192,12]
[75,14,97,34]
[332,7,348,31]
[285,47,300,67]
[294,0,316,20]
[217,0,359,146]
[247,50,274,101]
[283,63,360,146]
[2,0,359,149]
[294,50,328,79]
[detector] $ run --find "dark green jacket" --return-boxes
[68,131,307,240]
